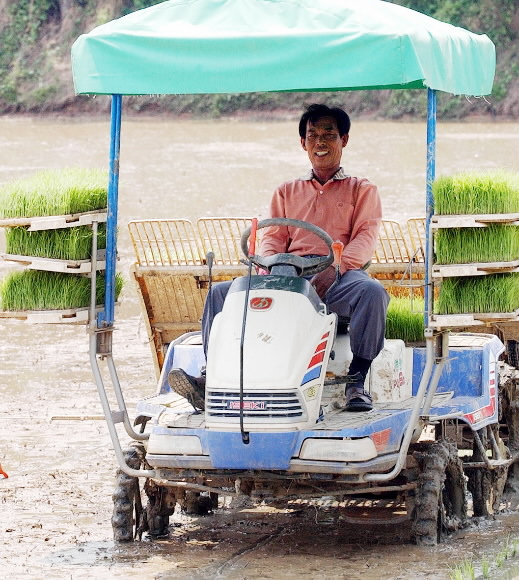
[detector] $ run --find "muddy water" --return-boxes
[1,116,519,579]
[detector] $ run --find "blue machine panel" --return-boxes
[412,348,483,397]
[204,431,300,469]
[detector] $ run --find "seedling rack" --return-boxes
[0,209,107,324]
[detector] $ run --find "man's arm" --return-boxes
[257,185,290,256]
[311,180,382,299]
[340,181,382,273]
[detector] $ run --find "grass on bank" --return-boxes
[0,270,123,311]
[0,168,107,218]
[433,171,519,216]
[435,225,519,264]
[436,273,519,315]
[5,224,107,260]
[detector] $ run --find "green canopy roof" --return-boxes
[71,0,495,97]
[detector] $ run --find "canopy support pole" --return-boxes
[425,88,436,323]
[364,89,440,483]
[87,95,155,478]
[99,93,122,328]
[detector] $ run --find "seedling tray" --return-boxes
[432,259,519,278]
[1,250,106,274]
[430,309,519,329]
[0,306,94,324]
[431,213,519,229]
[0,210,107,231]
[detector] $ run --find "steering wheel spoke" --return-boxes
[241,218,335,277]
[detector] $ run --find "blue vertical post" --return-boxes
[424,88,436,325]
[99,94,122,328]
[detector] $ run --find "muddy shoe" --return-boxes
[344,372,373,412]
[168,368,206,411]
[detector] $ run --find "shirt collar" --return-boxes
[301,167,349,181]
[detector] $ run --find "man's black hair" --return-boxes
[298,104,351,138]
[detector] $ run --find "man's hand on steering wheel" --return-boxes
[310,266,337,300]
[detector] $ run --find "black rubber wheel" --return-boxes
[507,340,519,369]
[112,443,178,541]
[467,427,509,517]
[111,442,145,542]
[410,439,467,545]
[440,444,468,535]
[181,491,217,515]
[142,479,176,538]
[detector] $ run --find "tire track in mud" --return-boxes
[189,525,286,579]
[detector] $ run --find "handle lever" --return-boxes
[332,240,344,267]
[249,217,258,255]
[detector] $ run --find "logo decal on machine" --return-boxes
[228,400,267,410]
[301,332,330,386]
[249,297,273,310]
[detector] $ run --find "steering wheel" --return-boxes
[240,218,334,277]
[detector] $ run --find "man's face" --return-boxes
[301,116,348,174]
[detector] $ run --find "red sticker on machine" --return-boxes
[249,297,273,310]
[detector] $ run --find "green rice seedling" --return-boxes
[385,295,425,342]
[504,535,511,559]
[459,560,475,579]
[436,274,519,314]
[480,556,490,578]
[433,171,519,216]
[5,224,107,260]
[0,270,123,311]
[461,560,475,579]
[449,560,474,580]
[0,168,107,218]
[435,225,519,264]
[448,566,464,580]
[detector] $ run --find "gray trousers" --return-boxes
[201,269,389,362]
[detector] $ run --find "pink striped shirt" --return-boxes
[259,168,382,273]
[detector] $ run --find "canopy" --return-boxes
[71,0,495,97]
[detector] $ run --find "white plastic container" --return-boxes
[326,335,412,403]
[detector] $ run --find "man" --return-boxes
[169,103,389,412]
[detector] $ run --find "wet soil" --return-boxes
[3,316,519,579]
